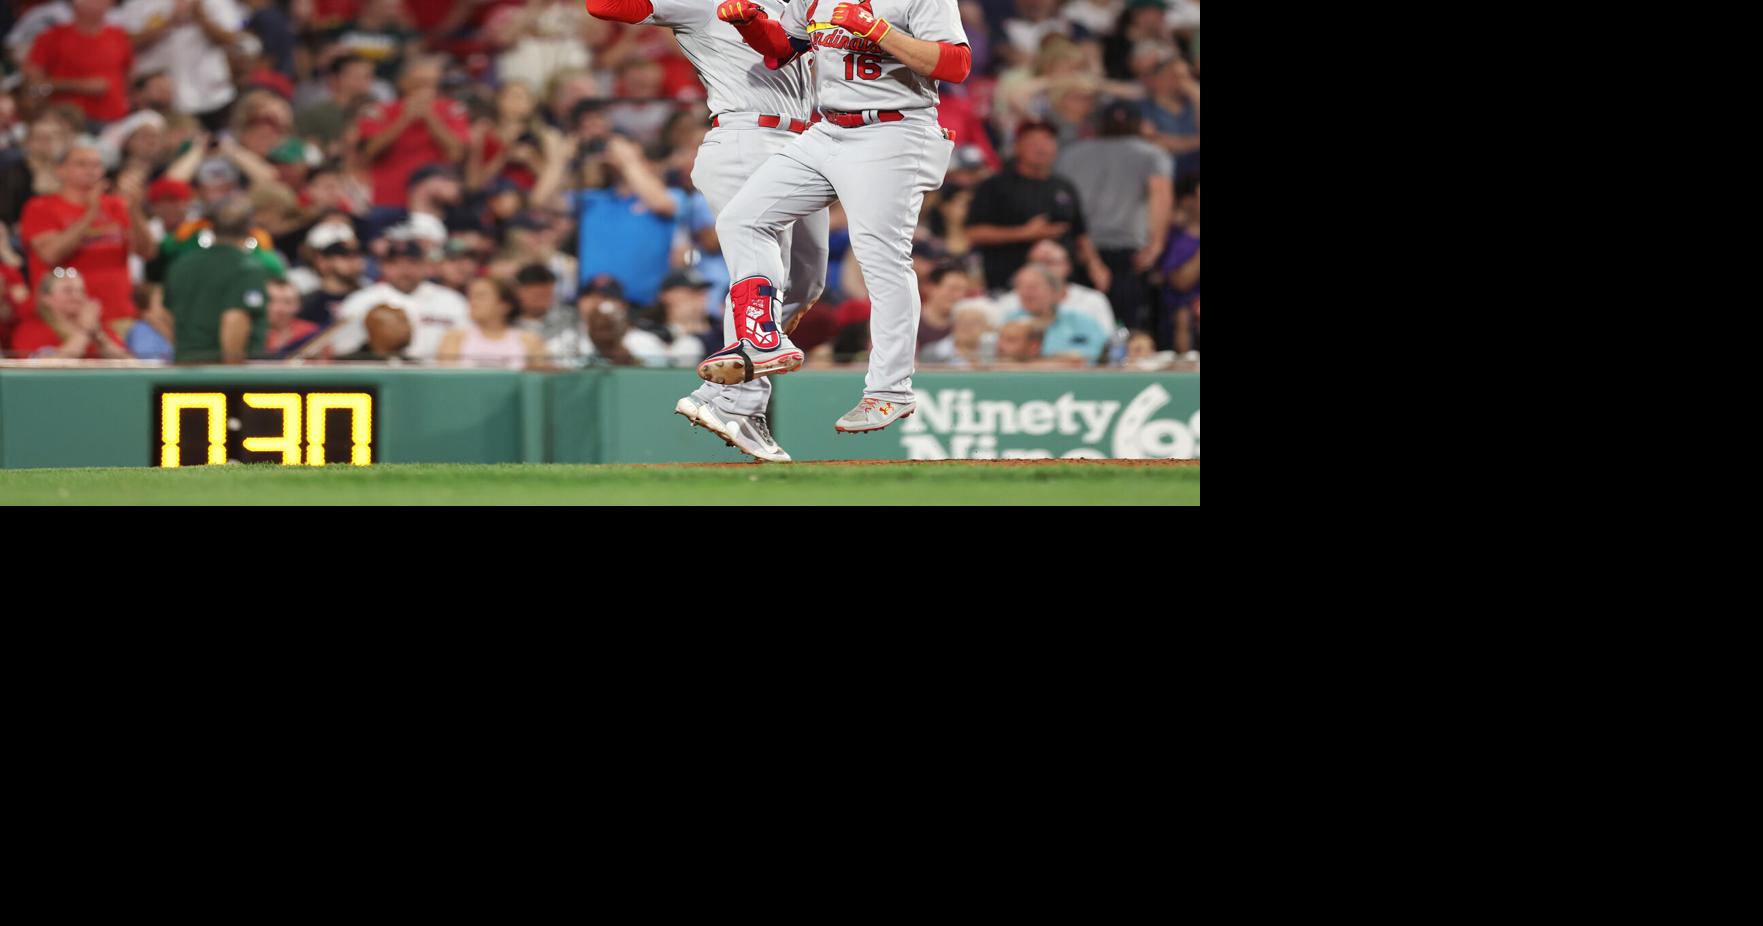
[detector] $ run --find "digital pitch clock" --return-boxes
[153,387,378,467]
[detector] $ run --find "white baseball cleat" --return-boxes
[834,397,916,433]
[696,337,805,386]
[674,396,707,431]
[675,396,791,463]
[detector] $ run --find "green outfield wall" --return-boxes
[0,367,1199,468]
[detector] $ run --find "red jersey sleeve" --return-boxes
[731,17,794,60]
[584,0,655,24]
[931,43,972,83]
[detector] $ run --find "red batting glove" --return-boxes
[829,1,890,41]
[717,0,766,24]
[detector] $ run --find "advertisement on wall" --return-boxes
[773,372,1200,462]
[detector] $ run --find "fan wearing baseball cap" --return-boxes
[146,178,194,216]
[322,231,467,360]
[545,274,671,368]
[297,220,366,327]
[644,268,720,367]
[141,177,196,255]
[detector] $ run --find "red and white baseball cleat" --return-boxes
[696,337,805,385]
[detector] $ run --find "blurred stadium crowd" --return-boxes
[0,0,1199,369]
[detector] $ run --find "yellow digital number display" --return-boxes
[241,393,303,464]
[304,393,373,467]
[154,388,376,467]
[160,393,227,468]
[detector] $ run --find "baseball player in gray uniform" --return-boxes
[586,0,828,463]
[704,0,970,433]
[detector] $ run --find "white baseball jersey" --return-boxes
[644,0,815,120]
[329,282,468,361]
[782,0,967,113]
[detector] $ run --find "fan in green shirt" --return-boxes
[164,198,272,364]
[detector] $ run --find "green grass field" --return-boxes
[0,460,1199,505]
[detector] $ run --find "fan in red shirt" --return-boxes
[19,144,157,326]
[9,267,131,360]
[356,56,471,208]
[22,0,134,125]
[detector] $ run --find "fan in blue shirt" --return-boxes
[1005,264,1107,365]
[574,137,688,309]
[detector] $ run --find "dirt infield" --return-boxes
[653,459,1201,469]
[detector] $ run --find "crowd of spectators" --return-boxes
[0,0,1199,368]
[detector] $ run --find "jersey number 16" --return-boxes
[843,54,883,80]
